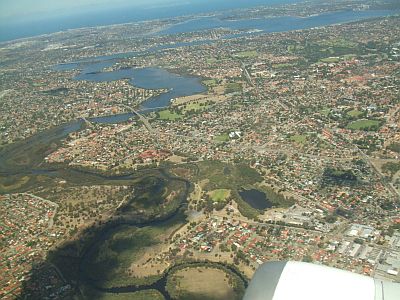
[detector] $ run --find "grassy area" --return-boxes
[195,161,263,218]
[167,267,242,300]
[234,50,258,58]
[158,109,183,121]
[318,38,358,48]
[206,58,218,64]
[289,134,307,144]
[319,53,358,64]
[195,161,262,191]
[158,101,211,120]
[202,79,217,86]
[320,57,340,63]
[287,45,296,53]
[225,83,242,94]
[183,102,211,113]
[214,133,230,142]
[319,108,330,116]
[209,189,231,202]
[346,119,382,131]
[343,54,357,60]
[346,109,364,118]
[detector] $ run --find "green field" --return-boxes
[196,161,262,191]
[202,79,217,86]
[234,50,258,58]
[158,109,183,121]
[347,109,364,118]
[166,266,242,300]
[183,102,211,113]
[214,133,230,142]
[320,57,340,63]
[318,38,358,48]
[318,53,358,63]
[209,189,231,202]
[342,54,357,60]
[225,83,242,94]
[346,119,381,131]
[289,134,307,144]
[319,108,330,116]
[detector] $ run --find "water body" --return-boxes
[75,67,206,111]
[0,64,206,173]
[239,189,272,210]
[51,8,399,122]
[0,0,300,42]
[51,8,400,67]
[159,9,400,35]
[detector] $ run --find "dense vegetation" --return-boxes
[322,167,358,185]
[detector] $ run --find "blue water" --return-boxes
[90,113,134,124]
[74,66,206,112]
[0,0,300,42]
[50,6,399,125]
[1,0,398,43]
[160,9,400,35]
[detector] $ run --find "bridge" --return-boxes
[121,104,155,134]
[241,62,254,86]
[80,116,92,127]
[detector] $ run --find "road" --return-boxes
[241,62,254,86]
[121,104,154,134]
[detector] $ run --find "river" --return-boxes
[159,9,400,36]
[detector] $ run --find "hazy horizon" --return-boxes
[0,0,300,42]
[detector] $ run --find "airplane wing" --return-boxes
[243,261,400,300]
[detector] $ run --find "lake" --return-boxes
[239,189,272,210]
[63,65,207,113]
[0,0,301,42]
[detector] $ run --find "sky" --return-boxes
[0,0,177,23]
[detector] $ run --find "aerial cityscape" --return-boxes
[0,0,399,299]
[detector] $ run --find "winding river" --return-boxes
[47,168,247,298]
